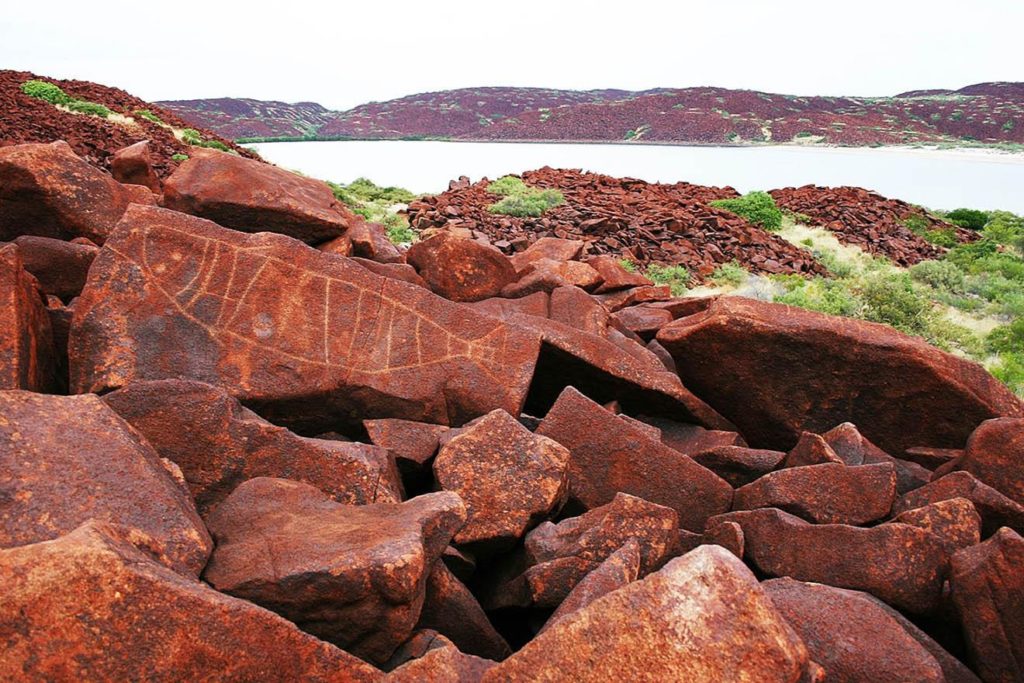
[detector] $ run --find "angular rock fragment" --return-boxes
[704,519,745,558]
[348,219,404,263]
[611,305,674,340]
[904,446,962,470]
[548,285,609,336]
[0,243,54,391]
[657,297,1023,453]
[483,493,678,609]
[0,521,383,682]
[594,284,672,311]
[509,237,585,271]
[103,379,402,515]
[953,417,1024,505]
[163,147,350,243]
[640,414,746,453]
[0,391,211,577]
[483,546,811,682]
[890,498,981,553]
[12,235,98,300]
[417,562,511,661]
[204,478,466,664]
[892,471,1024,536]
[434,409,569,552]
[364,417,448,478]
[822,422,931,493]
[733,462,896,525]
[712,507,948,614]
[351,257,429,288]
[950,528,1024,683]
[763,579,958,683]
[406,232,516,302]
[110,139,161,192]
[781,431,843,468]
[386,633,495,683]
[501,258,602,297]
[692,445,786,487]
[0,141,134,244]
[536,387,732,531]
[539,539,641,633]
[585,255,653,293]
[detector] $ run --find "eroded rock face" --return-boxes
[0,391,211,577]
[889,498,981,554]
[483,546,811,682]
[102,379,402,515]
[434,409,570,553]
[0,243,54,391]
[385,633,495,683]
[821,422,931,493]
[712,507,949,615]
[763,579,955,683]
[950,527,1024,683]
[70,204,540,432]
[110,140,161,193]
[12,235,98,300]
[535,387,732,531]
[892,471,1024,537]
[0,521,381,682]
[162,148,350,243]
[364,417,448,478]
[203,478,466,664]
[406,232,516,302]
[416,562,511,662]
[953,417,1024,506]
[0,141,134,244]
[692,445,785,487]
[657,297,1023,453]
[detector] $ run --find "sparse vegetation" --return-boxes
[487,176,564,218]
[644,264,690,296]
[171,153,189,162]
[710,192,784,232]
[710,261,748,287]
[134,109,164,125]
[618,258,638,273]
[21,80,113,119]
[328,177,420,244]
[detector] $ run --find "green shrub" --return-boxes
[774,277,863,317]
[487,176,529,197]
[644,264,690,296]
[197,139,231,152]
[352,207,373,220]
[709,261,747,287]
[982,211,1024,251]
[347,177,417,204]
[489,191,564,217]
[909,260,965,293]
[171,153,189,162]
[618,258,637,273]
[65,100,112,118]
[902,215,931,233]
[20,80,73,105]
[181,128,204,145]
[383,213,416,244]
[860,272,934,337]
[135,109,164,124]
[945,208,990,230]
[710,192,783,232]
[991,352,1024,396]
[987,319,1024,354]
[814,250,855,278]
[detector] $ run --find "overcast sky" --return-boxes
[3,0,1021,111]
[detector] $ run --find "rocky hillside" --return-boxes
[163,82,1024,146]
[2,137,1023,680]
[0,70,256,178]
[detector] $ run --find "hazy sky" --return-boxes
[3,0,1021,110]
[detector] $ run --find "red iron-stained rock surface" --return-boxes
[0,243,54,391]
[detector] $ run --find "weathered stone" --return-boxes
[904,446,962,470]
[692,445,786,487]
[0,243,54,391]
[892,471,1024,536]
[501,258,602,297]
[645,338,676,372]
[611,305,674,340]
[763,578,958,683]
[102,380,402,515]
[483,546,811,682]
[594,284,672,311]
[510,237,585,271]
[704,519,745,558]
[733,462,896,525]
[163,147,350,243]
[417,561,511,661]
[657,297,1023,453]
[351,257,429,288]
[70,204,540,432]
[536,387,732,531]
[585,255,653,293]
[348,219,404,263]
[204,479,466,664]
[469,291,550,319]
[110,139,161,192]
[483,493,678,609]
[12,235,98,300]
[781,431,843,468]
[822,422,931,493]
[0,521,383,682]
[365,417,448,478]
[0,391,211,577]
[950,528,1024,683]
[640,414,746,453]
[712,507,949,614]
[953,417,1024,506]
[0,141,134,244]
[386,633,495,683]
[434,409,569,553]
[539,539,641,633]
[548,285,609,336]
[406,232,516,302]
[890,498,981,554]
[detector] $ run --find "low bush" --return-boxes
[987,319,1024,354]
[170,153,189,162]
[487,175,529,197]
[618,258,637,273]
[709,261,747,287]
[489,191,564,217]
[909,260,965,293]
[991,352,1024,397]
[20,80,73,105]
[347,177,417,204]
[644,264,690,296]
[65,101,112,118]
[945,208,990,230]
[135,109,164,124]
[710,192,783,231]
[774,276,863,317]
[383,214,416,244]
[181,128,204,145]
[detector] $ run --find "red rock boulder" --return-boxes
[406,232,516,302]
[952,417,1024,506]
[657,297,1023,453]
[203,478,466,665]
[889,498,981,554]
[12,235,98,300]
[110,139,161,193]
[0,391,212,577]
[416,562,511,661]
[892,471,1024,537]
[162,148,350,243]
[0,243,54,391]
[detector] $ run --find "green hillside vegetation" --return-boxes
[327,177,419,244]
[487,176,565,217]
[21,80,112,119]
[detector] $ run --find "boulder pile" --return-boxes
[407,167,827,280]
[1,140,1023,681]
[770,184,978,266]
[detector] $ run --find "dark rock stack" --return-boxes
[1,140,1022,681]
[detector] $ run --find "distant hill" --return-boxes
[159,82,1024,148]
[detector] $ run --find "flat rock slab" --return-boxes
[692,445,785,487]
[204,478,466,665]
[162,147,350,243]
[434,409,569,553]
[364,417,449,476]
[416,561,511,662]
[954,417,1024,505]
[711,507,949,615]
[732,461,896,525]
[0,521,381,682]
[536,386,732,531]
[892,471,1024,537]
[103,379,402,515]
[70,204,540,432]
[0,243,54,391]
[483,546,811,682]
[657,297,1023,453]
[889,498,981,554]
[0,391,211,577]
[13,235,98,300]
[407,232,516,302]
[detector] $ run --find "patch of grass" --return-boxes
[135,109,164,124]
[487,175,529,197]
[774,276,864,317]
[710,191,783,232]
[171,153,189,162]
[618,258,637,273]
[64,101,112,118]
[327,178,419,243]
[709,261,747,287]
[903,214,957,247]
[644,264,690,296]
[21,80,113,119]
[991,352,1024,397]
[486,176,564,218]
[383,213,416,244]
[181,128,204,145]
